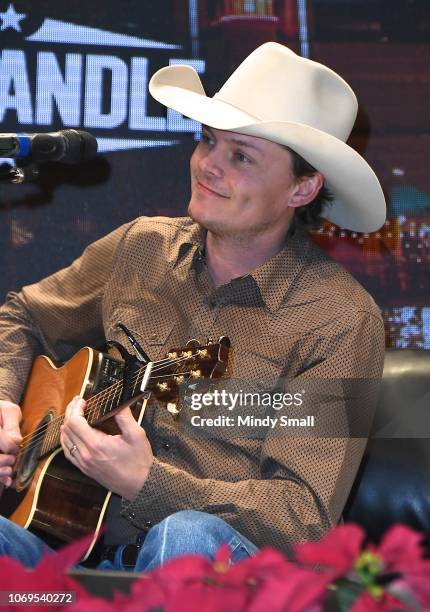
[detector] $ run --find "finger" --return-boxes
[0,455,17,482]
[65,396,86,421]
[0,454,17,467]
[60,428,76,454]
[114,407,142,441]
[0,476,13,487]
[0,404,22,452]
[0,403,22,438]
[60,432,80,464]
[63,397,94,445]
[0,465,13,479]
[0,431,20,455]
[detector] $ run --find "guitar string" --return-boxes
[17,353,201,453]
[16,350,217,458]
[16,351,197,447]
[16,367,196,459]
[20,342,224,459]
[77,347,215,431]
[68,350,208,430]
[37,368,196,461]
[75,347,215,424]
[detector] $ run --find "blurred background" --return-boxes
[0,0,429,349]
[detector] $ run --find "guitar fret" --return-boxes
[131,369,139,398]
[105,386,118,417]
[44,423,52,455]
[39,431,47,457]
[15,339,230,515]
[42,421,51,455]
[110,384,123,415]
[40,417,59,457]
[50,418,60,454]
[87,398,98,424]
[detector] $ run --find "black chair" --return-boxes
[344,349,430,542]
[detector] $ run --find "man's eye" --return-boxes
[201,132,214,146]
[234,151,251,164]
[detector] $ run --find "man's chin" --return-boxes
[188,205,227,235]
[188,202,209,227]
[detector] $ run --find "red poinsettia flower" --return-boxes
[295,523,430,610]
[129,551,247,611]
[129,544,329,612]
[370,525,430,609]
[351,589,410,612]
[0,534,96,612]
[294,523,365,578]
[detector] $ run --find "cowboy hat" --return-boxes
[149,42,386,232]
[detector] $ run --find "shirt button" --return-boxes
[136,534,146,547]
[162,442,170,451]
[128,511,136,519]
[145,521,152,529]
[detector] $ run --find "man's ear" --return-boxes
[288,173,325,209]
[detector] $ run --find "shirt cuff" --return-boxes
[120,457,208,530]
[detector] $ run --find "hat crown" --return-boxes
[214,43,357,142]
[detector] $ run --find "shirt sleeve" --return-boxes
[121,309,385,553]
[0,222,133,404]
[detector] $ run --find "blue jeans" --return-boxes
[0,511,258,571]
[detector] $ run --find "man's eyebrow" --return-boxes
[229,137,263,155]
[202,125,264,156]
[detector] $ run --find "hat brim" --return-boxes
[150,65,386,233]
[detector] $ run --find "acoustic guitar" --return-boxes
[0,337,230,560]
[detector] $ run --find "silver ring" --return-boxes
[69,444,78,457]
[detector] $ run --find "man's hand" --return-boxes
[60,396,153,501]
[0,401,22,487]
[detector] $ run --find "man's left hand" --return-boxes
[60,396,153,501]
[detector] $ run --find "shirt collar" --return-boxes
[176,220,312,312]
[247,227,312,313]
[174,222,206,268]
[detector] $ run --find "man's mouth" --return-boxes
[196,181,229,199]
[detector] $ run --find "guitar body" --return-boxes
[9,449,111,557]
[3,347,132,560]
[0,337,230,561]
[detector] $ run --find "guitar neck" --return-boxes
[35,338,230,458]
[39,359,160,457]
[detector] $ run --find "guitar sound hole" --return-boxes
[15,412,53,491]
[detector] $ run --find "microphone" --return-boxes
[0,129,98,164]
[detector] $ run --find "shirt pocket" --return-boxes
[106,304,176,360]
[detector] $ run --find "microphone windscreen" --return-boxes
[62,129,98,164]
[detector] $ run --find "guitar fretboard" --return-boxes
[38,364,150,457]
[16,339,229,469]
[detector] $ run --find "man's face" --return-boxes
[189,126,297,240]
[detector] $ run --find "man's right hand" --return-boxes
[0,401,22,487]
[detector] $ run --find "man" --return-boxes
[0,42,385,571]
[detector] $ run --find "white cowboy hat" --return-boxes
[149,42,386,232]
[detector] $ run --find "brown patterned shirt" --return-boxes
[0,216,385,552]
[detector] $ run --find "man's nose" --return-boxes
[198,147,224,177]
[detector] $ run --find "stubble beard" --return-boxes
[187,199,278,247]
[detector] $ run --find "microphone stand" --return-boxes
[0,162,40,184]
